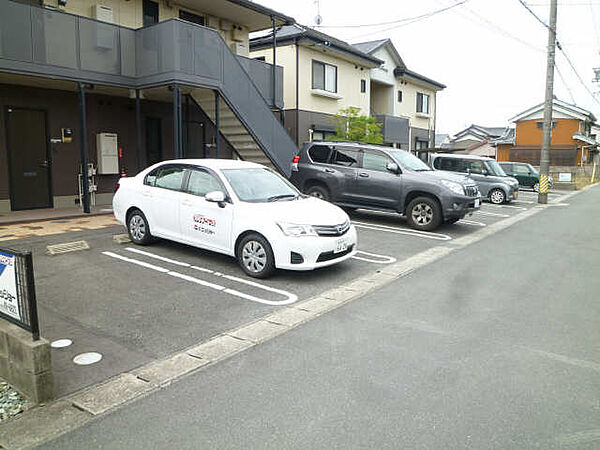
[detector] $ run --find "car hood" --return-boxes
[242,197,349,225]
[420,170,474,185]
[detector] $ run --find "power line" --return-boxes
[555,63,577,104]
[516,0,600,106]
[315,0,469,30]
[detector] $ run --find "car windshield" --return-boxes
[222,168,301,202]
[388,150,432,171]
[527,164,539,175]
[485,160,507,176]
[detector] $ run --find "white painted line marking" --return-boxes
[474,210,510,218]
[102,251,170,273]
[351,250,397,264]
[512,200,535,204]
[51,339,72,349]
[352,221,452,241]
[486,204,527,210]
[547,202,570,206]
[73,352,103,365]
[457,219,486,227]
[107,248,298,306]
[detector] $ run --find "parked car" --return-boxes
[289,142,481,231]
[113,159,357,278]
[498,162,552,192]
[429,153,519,204]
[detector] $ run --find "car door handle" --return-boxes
[358,172,369,178]
[181,200,192,206]
[324,168,335,173]
[142,191,153,198]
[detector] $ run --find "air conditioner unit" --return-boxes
[230,42,248,56]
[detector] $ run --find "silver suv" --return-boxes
[289,142,481,231]
[430,153,519,204]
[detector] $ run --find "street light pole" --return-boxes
[538,0,558,204]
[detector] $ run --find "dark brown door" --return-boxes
[6,108,52,210]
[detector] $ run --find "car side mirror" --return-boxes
[386,162,400,174]
[205,190,226,207]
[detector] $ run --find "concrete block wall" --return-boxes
[0,321,54,404]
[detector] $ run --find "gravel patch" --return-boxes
[0,379,30,423]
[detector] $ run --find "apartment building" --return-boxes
[0,0,295,213]
[250,25,382,145]
[353,39,445,151]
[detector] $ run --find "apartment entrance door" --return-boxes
[6,107,52,210]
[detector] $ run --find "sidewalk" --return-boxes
[0,206,113,226]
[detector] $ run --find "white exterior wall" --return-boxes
[43,0,251,55]
[251,44,371,115]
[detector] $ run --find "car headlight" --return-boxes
[277,222,317,237]
[440,179,465,195]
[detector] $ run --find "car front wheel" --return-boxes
[127,209,153,245]
[237,233,276,279]
[489,189,506,204]
[406,196,442,231]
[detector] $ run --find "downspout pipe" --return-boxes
[295,38,300,147]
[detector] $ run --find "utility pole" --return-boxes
[538,0,558,204]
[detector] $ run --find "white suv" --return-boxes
[113,159,357,278]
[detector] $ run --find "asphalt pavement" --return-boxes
[39,185,600,449]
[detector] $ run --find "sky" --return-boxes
[253,0,600,135]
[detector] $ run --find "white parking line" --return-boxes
[512,200,535,204]
[351,250,397,264]
[475,210,510,218]
[352,221,452,241]
[103,249,298,306]
[457,219,487,227]
[484,204,527,210]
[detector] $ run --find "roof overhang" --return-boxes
[393,68,445,90]
[573,133,597,146]
[172,0,294,31]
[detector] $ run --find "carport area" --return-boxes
[0,187,568,397]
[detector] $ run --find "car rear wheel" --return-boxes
[533,182,540,192]
[237,233,275,279]
[306,185,330,201]
[489,188,506,204]
[406,197,442,231]
[127,209,153,245]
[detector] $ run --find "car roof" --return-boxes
[155,159,266,170]
[431,153,493,161]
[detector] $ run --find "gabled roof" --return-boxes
[490,128,516,145]
[353,38,445,90]
[250,25,383,67]
[451,124,507,142]
[510,98,597,123]
[353,38,405,68]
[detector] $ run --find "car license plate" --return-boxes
[334,238,348,254]
[474,198,480,208]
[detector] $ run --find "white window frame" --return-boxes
[416,92,430,114]
[312,60,338,93]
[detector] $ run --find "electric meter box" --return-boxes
[96,133,119,174]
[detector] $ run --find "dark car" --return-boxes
[499,162,552,192]
[289,142,481,231]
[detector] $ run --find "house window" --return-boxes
[397,90,403,102]
[143,0,159,27]
[312,60,337,93]
[415,138,429,150]
[416,93,429,114]
[312,130,335,141]
[179,10,205,26]
[536,121,557,129]
[361,79,366,93]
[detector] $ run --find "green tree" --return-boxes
[328,106,383,144]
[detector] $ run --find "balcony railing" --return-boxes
[0,0,283,108]
[375,114,410,145]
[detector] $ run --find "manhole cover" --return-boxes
[51,339,72,349]
[73,352,103,365]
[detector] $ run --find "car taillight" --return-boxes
[291,154,300,172]
[114,182,120,193]
[292,155,300,164]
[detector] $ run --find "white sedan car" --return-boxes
[113,159,357,278]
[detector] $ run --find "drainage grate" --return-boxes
[113,234,131,244]
[46,240,90,255]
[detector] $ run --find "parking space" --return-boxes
[1,189,561,397]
